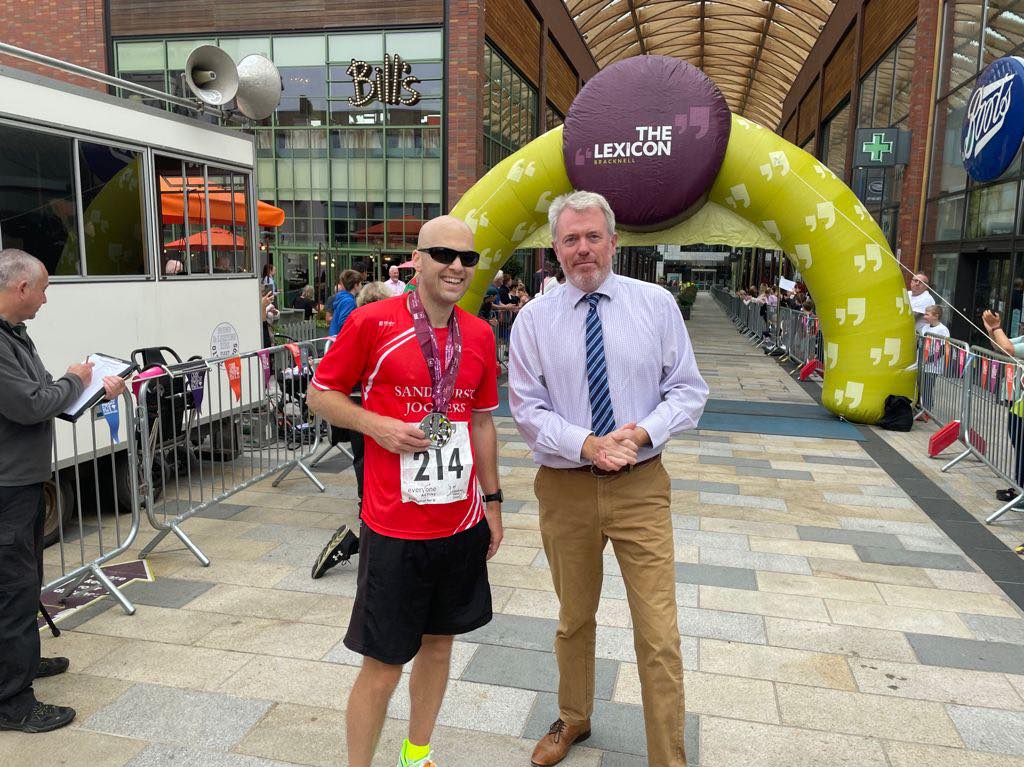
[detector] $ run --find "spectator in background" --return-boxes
[920,305,949,339]
[479,271,502,323]
[533,262,548,295]
[292,285,317,320]
[801,299,814,314]
[328,270,363,336]
[539,263,558,296]
[260,263,278,296]
[384,265,405,296]
[908,273,935,334]
[982,308,1024,507]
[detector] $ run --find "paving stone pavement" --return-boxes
[13,293,1024,767]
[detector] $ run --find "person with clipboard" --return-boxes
[0,249,126,734]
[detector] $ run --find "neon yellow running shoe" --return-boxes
[397,753,437,767]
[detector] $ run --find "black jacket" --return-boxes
[0,317,82,485]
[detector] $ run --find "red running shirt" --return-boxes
[311,294,499,539]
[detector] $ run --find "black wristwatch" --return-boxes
[482,490,503,504]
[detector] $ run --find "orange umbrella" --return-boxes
[159,176,285,228]
[164,227,246,250]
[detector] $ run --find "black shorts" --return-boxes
[344,520,492,665]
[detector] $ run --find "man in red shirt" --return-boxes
[307,215,503,767]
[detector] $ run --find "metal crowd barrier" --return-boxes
[915,335,971,428]
[136,337,332,565]
[42,389,143,616]
[493,305,516,371]
[713,288,825,378]
[934,343,1024,523]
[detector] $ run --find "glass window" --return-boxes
[0,123,80,276]
[117,71,166,110]
[892,27,916,124]
[385,30,442,60]
[966,181,1017,237]
[983,0,1024,67]
[482,43,537,170]
[206,166,252,274]
[940,0,984,95]
[166,39,216,70]
[78,142,147,276]
[932,194,966,241]
[277,66,327,126]
[272,35,326,67]
[929,252,959,308]
[930,86,971,197]
[857,69,876,128]
[328,33,384,63]
[872,52,896,127]
[117,41,166,71]
[216,37,272,63]
[821,102,850,179]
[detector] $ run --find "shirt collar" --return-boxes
[565,271,620,306]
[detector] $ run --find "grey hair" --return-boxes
[548,191,616,244]
[0,249,45,289]
[301,284,314,300]
[357,281,393,307]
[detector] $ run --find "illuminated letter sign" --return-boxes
[346,54,422,107]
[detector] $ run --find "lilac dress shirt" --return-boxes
[509,272,709,468]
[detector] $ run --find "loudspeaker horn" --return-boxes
[235,54,283,120]
[184,45,239,106]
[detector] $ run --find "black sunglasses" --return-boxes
[417,246,480,267]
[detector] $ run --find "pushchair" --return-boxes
[270,335,326,448]
[130,346,211,505]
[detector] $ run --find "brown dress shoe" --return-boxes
[531,718,591,766]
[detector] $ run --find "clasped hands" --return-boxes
[581,423,647,472]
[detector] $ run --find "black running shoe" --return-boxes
[996,488,1020,502]
[0,702,76,733]
[311,525,360,579]
[35,657,69,679]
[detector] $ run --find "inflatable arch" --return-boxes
[451,57,916,424]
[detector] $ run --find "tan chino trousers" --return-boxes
[534,457,686,767]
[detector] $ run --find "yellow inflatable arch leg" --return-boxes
[452,115,916,424]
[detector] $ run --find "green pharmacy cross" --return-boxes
[862,133,894,163]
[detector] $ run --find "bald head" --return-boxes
[417,215,474,252]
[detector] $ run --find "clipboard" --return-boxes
[58,353,137,422]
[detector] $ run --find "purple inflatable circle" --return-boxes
[563,56,731,230]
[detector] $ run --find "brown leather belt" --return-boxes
[563,454,660,478]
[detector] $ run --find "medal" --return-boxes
[408,291,463,442]
[419,411,455,448]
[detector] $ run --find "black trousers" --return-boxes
[1009,412,1024,488]
[0,483,44,719]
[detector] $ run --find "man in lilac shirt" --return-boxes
[509,191,708,767]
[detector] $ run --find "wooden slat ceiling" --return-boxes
[564,0,836,128]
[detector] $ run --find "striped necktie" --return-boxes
[584,293,616,437]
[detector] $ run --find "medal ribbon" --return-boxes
[407,290,462,416]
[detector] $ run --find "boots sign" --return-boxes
[962,56,1024,182]
[346,54,421,108]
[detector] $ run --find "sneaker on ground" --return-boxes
[311,525,360,579]
[36,656,70,679]
[996,488,1020,502]
[398,753,438,767]
[0,702,76,733]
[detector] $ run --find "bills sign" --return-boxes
[962,56,1024,182]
